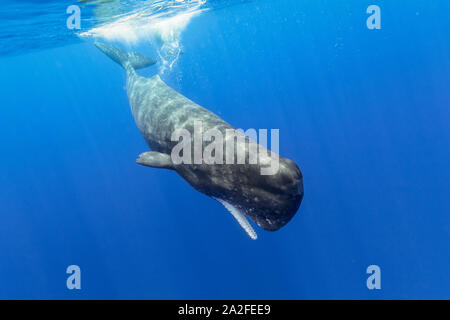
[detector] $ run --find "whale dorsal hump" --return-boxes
[136,152,174,170]
[214,198,258,240]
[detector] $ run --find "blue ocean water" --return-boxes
[0,0,449,299]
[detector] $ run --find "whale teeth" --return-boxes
[214,198,258,240]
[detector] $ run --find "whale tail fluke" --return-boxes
[94,41,156,72]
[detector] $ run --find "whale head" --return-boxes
[242,157,303,231]
[176,155,303,234]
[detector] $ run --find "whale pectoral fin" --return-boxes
[136,152,174,170]
[214,198,258,240]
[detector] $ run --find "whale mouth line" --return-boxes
[214,197,258,240]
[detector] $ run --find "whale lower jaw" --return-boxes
[214,198,258,240]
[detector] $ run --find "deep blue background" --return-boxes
[0,0,449,299]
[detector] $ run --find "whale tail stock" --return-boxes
[94,41,156,73]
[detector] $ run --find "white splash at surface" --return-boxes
[79,0,208,74]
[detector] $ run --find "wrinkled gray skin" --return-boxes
[95,42,303,236]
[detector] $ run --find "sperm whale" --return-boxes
[95,42,303,239]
